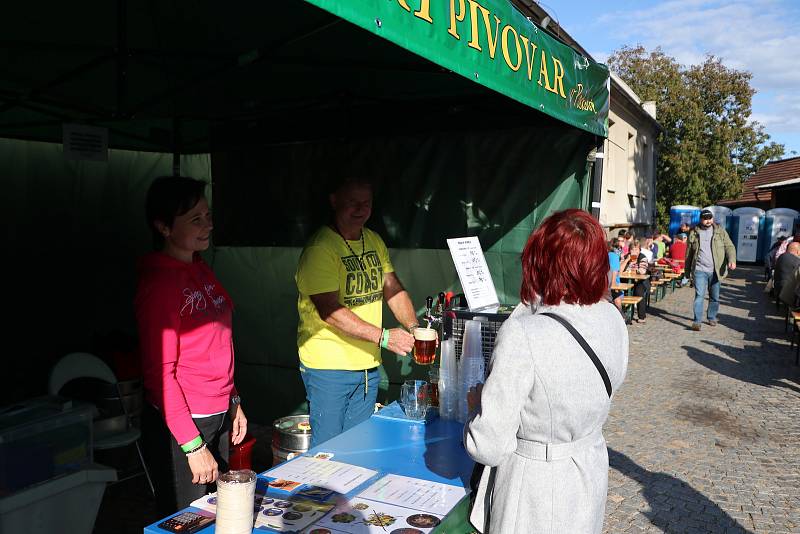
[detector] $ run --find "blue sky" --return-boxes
[550,0,800,157]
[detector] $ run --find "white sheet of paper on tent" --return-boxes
[447,236,499,311]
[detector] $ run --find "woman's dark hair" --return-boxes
[145,176,207,249]
[520,209,609,306]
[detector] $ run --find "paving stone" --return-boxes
[603,266,800,533]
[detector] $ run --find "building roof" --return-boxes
[719,156,800,206]
[755,177,800,189]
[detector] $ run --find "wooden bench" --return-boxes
[621,295,643,324]
[650,280,665,301]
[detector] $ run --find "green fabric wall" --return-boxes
[3,127,591,426]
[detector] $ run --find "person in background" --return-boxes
[295,177,417,448]
[774,232,800,265]
[617,229,629,256]
[464,209,628,534]
[625,231,635,254]
[628,241,651,323]
[765,236,788,283]
[608,238,626,310]
[653,232,671,260]
[685,209,737,331]
[642,237,655,263]
[774,241,800,298]
[669,232,689,286]
[136,176,247,515]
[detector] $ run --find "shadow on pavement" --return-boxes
[683,343,800,396]
[609,449,754,534]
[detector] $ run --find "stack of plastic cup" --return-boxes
[438,339,457,420]
[457,319,485,423]
[215,469,256,534]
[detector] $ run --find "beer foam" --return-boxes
[414,327,437,341]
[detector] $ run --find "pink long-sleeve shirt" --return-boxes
[135,252,236,445]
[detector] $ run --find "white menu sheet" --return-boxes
[357,474,467,515]
[263,457,378,494]
[447,236,499,310]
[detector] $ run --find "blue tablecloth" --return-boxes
[143,413,474,533]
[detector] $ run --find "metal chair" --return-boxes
[48,352,155,495]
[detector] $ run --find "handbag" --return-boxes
[468,312,611,531]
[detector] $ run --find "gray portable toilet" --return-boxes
[730,207,766,263]
[702,205,733,234]
[764,208,799,250]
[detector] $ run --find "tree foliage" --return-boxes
[607,45,784,228]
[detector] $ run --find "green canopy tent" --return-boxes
[2,1,609,427]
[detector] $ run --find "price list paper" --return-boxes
[447,236,499,310]
[357,473,467,515]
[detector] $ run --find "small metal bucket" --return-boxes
[271,414,311,465]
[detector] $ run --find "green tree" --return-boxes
[607,46,784,228]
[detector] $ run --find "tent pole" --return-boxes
[590,136,604,220]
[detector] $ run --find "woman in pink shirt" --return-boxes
[136,176,247,514]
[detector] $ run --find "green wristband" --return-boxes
[180,435,203,453]
[380,329,390,350]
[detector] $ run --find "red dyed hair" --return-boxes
[520,209,610,306]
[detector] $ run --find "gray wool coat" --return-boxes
[464,300,628,534]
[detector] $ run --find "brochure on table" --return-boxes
[446,236,499,311]
[190,458,468,533]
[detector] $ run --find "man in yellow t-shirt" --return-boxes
[296,177,417,447]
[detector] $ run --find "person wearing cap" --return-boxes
[685,209,737,330]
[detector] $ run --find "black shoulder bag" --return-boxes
[468,312,612,522]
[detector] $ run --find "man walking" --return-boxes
[295,177,417,447]
[685,209,737,331]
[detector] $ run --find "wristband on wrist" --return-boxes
[180,435,203,453]
[380,328,390,350]
[407,323,419,334]
[186,442,207,457]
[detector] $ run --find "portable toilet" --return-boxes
[729,207,766,263]
[669,205,700,236]
[702,205,733,234]
[764,208,799,250]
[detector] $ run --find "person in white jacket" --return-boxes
[465,209,629,534]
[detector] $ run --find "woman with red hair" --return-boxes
[465,209,629,534]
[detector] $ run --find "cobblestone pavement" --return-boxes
[603,266,800,534]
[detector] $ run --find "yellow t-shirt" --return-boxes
[296,226,394,370]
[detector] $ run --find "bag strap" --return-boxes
[540,312,612,398]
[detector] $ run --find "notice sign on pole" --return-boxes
[447,236,499,311]
[63,123,108,162]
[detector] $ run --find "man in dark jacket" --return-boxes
[774,241,800,299]
[685,209,737,331]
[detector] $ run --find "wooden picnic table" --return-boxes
[620,272,649,281]
[611,282,634,292]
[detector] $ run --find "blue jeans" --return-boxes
[300,364,379,448]
[693,270,720,323]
